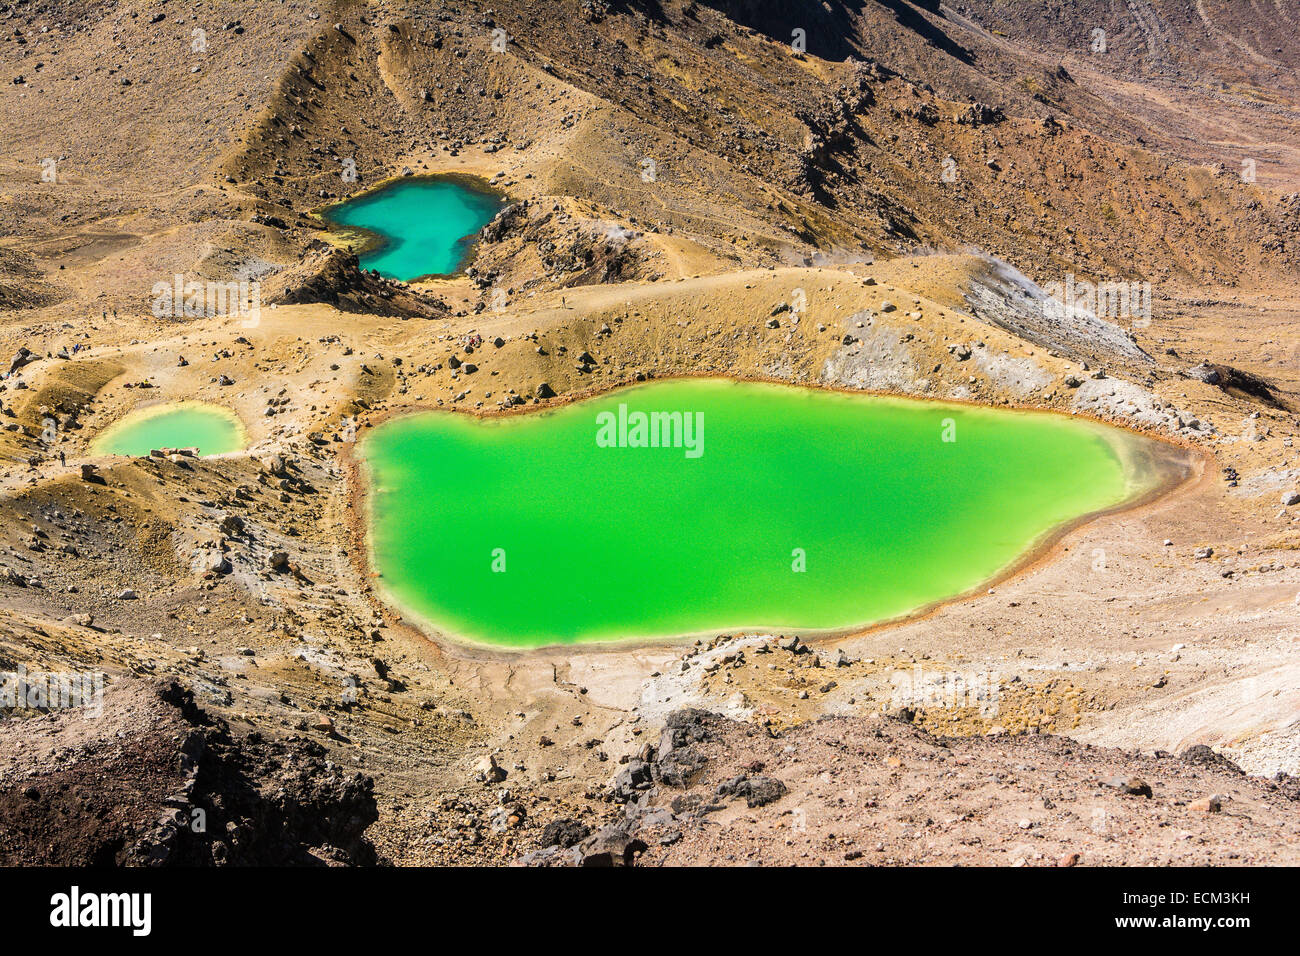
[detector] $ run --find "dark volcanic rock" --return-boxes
[1180,744,1244,774]
[263,241,449,319]
[611,758,654,802]
[716,774,788,808]
[0,679,378,866]
[574,824,646,866]
[653,708,715,787]
[539,817,591,849]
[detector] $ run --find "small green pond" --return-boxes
[362,379,1178,649]
[92,403,246,457]
[322,176,504,281]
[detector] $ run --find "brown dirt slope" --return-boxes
[523,708,1300,867]
[0,678,378,866]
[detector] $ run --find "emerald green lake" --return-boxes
[93,403,246,457]
[323,177,504,281]
[362,380,1171,649]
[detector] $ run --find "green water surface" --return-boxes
[93,403,246,457]
[323,176,504,281]
[363,380,1155,648]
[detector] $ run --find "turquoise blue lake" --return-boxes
[323,177,504,281]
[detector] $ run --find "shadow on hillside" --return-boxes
[693,0,973,65]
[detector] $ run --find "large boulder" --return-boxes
[573,825,646,866]
[539,818,591,849]
[610,759,654,803]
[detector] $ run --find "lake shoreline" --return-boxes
[340,376,1204,659]
[89,400,249,458]
[312,172,507,282]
